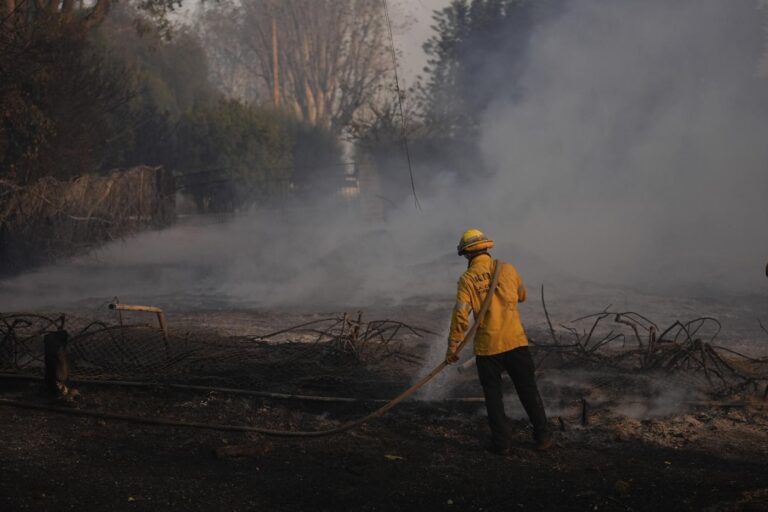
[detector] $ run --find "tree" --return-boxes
[1,0,346,206]
[0,0,195,184]
[0,0,182,32]
[171,99,294,211]
[92,3,215,171]
[0,20,134,184]
[199,0,394,134]
[348,0,565,198]
[417,0,560,135]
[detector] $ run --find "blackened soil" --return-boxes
[1,375,767,512]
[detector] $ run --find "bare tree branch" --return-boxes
[199,0,393,133]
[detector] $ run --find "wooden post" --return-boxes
[44,330,70,396]
[352,311,363,344]
[114,297,124,330]
[138,169,144,224]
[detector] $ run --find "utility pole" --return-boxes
[271,14,280,109]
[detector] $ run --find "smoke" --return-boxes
[1,0,767,314]
[0,204,461,311]
[477,0,768,292]
[393,0,450,86]
[397,0,768,297]
[393,0,768,298]
[395,0,768,295]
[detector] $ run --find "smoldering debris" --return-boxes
[536,286,768,397]
[2,304,768,443]
[244,311,433,365]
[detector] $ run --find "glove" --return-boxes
[445,345,459,364]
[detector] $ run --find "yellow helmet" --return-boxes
[457,229,494,256]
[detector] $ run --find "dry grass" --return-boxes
[0,167,174,273]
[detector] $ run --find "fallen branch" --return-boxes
[535,301,767,393]
[541,285,560,345]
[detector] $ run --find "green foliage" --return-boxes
[93,3,215,172]
[0,21,134,184]
[417,0,474,135]
[284,119,345,197]
[417,0,560,135]
[95,5,212,120]
[0,0,192,185]
[352,0,562,196]
[1,2,346,212]
[172,100,294,211]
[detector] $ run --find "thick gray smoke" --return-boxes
[1,0,767,313]
[478,0,768,293]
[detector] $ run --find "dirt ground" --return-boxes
[1,306,768,512]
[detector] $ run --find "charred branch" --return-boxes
[531,301,768,396]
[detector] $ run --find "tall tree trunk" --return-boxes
[47,0,60,14]
[84,0,111,29]
[61,0,75,20]
[3,0,16,16]
[271,16,280,108]
[301,33,318,125]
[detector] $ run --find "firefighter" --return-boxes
[446,229,552,453]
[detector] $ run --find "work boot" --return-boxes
[484,441,511,456]
[535,432,554,451]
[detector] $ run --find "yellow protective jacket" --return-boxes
[448,253,528,356]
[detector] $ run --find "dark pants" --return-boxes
[476,346,548,449]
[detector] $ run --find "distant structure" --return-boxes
[339,171,360,200]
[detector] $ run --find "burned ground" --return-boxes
[1,305,767,511]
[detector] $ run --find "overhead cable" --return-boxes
[382,0,422,210]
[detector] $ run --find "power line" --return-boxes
[382,0,422,210]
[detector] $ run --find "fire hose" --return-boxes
[0,261,503,438]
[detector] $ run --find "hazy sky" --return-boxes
[174,0,449,86]
[394,0,450,85]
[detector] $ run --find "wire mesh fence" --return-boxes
[0,311,431,386]
[2,305,767,398]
